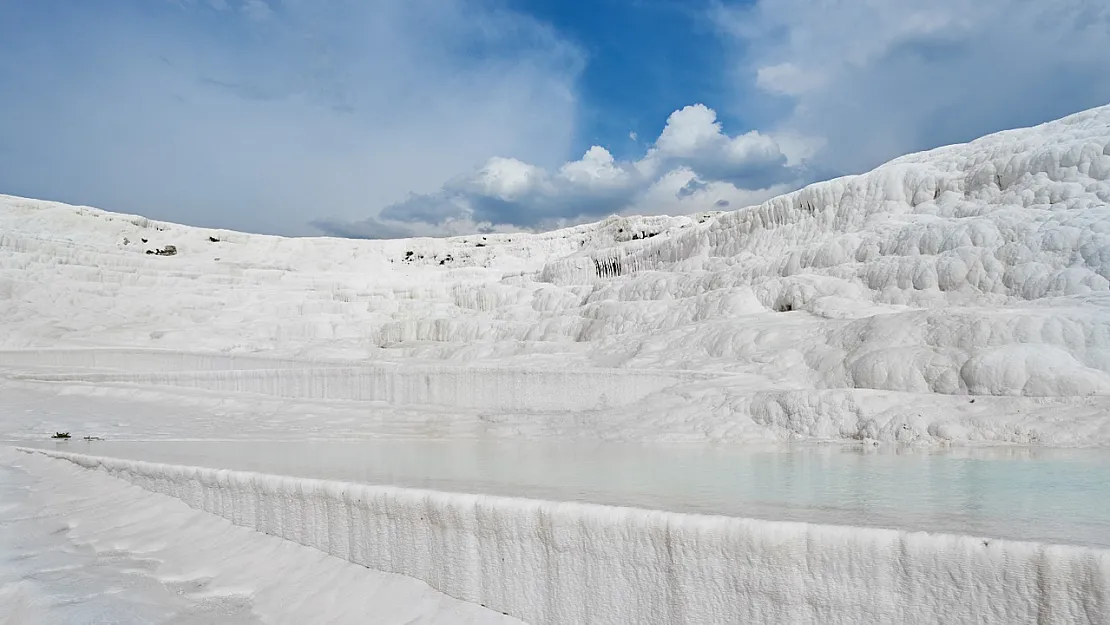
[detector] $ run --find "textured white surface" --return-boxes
[22,439,1110,549]
[8,365,706,411]
[3,105,1110,444]
[0,447,521,625]
[32,448,1110,625]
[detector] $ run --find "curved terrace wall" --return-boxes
[30,449,1110,625]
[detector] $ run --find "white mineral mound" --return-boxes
[2,105,1109,446]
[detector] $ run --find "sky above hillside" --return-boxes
[2,0,1109,237]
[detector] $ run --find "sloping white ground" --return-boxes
[3,105,1110,444]
[2,107,1110,624]
[0,447,521,625]
[27,449,1110,625]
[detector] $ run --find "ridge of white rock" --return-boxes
[0,447,521,625]
[3,104,1110,444]
[8,366,712,411]
[29,449,1110,625]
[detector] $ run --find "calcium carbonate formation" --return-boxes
[30,449,1110,625]
[3,106,1110,445]
[3,104,1110,624]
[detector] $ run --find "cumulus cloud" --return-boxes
[639,105,792,188]
[318,104,801,238]
[713,0,1110,175]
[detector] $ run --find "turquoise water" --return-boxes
[22,439,1110,548]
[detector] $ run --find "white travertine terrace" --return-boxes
[4,105,1110,624]
[3,106,1110,445]
[29,449,1110,625]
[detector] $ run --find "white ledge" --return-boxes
[27,448,1110,625]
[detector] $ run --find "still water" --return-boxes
[23,439,1110,548]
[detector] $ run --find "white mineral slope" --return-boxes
[29,449,1110,625]
[0,447,522,625]
[3,104,1110,444]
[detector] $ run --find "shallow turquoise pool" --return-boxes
[20,439,1110,548]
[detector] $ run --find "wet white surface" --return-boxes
[20,438,1110,548]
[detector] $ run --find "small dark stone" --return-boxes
[141,238,148,243]
[209,236,220,243]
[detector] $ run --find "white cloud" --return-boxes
[558,146,631,190]
[0,0,583,236]
[713,0,1110,175]
[321,103,800,237]
[646,168,795,216]
[754,62,820,97]
[647,105,786,169]
[654,104,726,157]
[637,105,791,188]
[465,157,546,200]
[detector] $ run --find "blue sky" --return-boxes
[2,0,1109,237]
[525,0,732,157]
